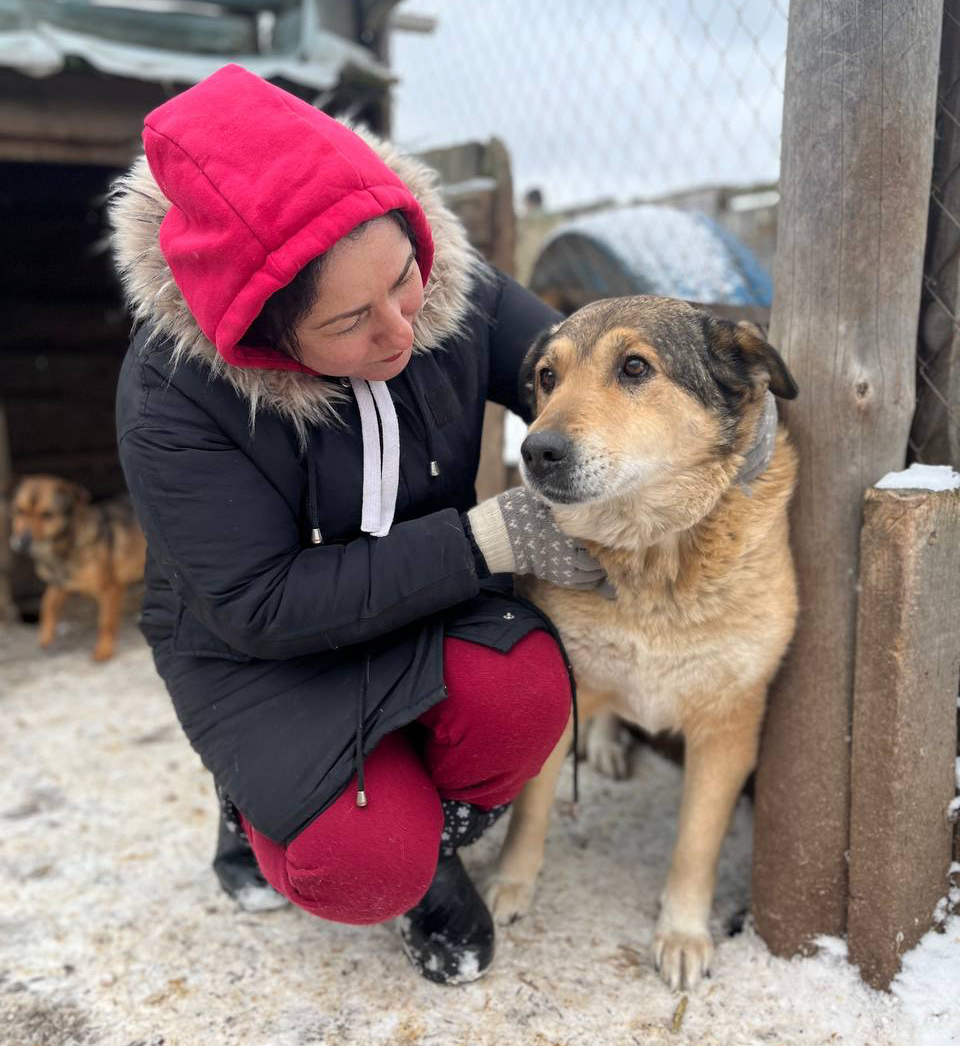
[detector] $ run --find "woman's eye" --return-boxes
[332,314,364,336]
[622,356,649,378]
[539,367,556,393]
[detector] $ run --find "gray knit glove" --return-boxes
[467,487,608,591]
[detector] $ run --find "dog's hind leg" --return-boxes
[38,585,67,649]
[653,687,765,990]
[92,584,124,662]
[585,710,633,779]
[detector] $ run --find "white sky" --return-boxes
[391,0,788,211]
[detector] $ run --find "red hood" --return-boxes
[143,63,434,372]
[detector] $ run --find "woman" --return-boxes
[109,64,606,985]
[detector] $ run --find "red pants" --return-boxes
[242,631,570,925]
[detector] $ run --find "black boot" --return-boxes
[397,800,508,985]
[212,786,288,913]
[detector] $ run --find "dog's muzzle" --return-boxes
[520,430,580,502]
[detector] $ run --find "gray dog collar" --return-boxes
[735,391,779,494]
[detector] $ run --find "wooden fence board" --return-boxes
[847,485,960,989]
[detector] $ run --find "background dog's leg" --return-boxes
[654,691,765,991]
[92,584,124,662]
[586,710,632,779]
[485,711,573,924]
[38,585,67,649]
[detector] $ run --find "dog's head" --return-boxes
[10,475,91,555]
[518,296,797,508]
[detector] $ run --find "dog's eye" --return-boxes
[538,367,556,393]
[622,356,650,378]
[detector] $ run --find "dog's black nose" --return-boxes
[521,431,571,472]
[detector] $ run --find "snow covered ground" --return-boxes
[2,613,958,1046]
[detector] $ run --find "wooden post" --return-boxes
[848,485,960,990]
[416,138,517,500]
[752,0,944,955]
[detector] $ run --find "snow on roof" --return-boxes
[538,203,773,306]
[0,19,389,89]
[875,463,960,492]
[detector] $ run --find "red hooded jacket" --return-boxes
[142,63,434,371]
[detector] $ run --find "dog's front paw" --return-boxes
[91,641,114,662]
[485,875,535,925]
[652,927,713,990]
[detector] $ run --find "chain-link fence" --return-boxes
[391,1,960,474]
[391,0,788,306]
[912,0,960,470]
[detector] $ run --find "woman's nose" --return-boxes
[378,300,415,350]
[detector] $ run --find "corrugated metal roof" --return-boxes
[0,1,390,89]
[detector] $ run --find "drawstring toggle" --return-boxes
[429,460,440,477]
[310,528,323,545]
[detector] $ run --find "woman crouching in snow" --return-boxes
[109,64,606,984]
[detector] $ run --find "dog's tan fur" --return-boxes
[10,475,146,662]
[487,296,798,990]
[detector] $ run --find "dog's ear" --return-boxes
[705,317,798,400]
[518,326,557,419]
[70,482,93,507]
[52,479,91,513]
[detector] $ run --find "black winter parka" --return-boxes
[111,144,561,845]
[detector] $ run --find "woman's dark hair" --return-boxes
[243,209,417,362]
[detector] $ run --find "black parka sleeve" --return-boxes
[118,376,481,661]
[485,271,562,423]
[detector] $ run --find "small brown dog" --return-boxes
[10,475,146,661]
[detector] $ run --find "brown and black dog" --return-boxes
[10,475,146,661]
[486,296,799,990]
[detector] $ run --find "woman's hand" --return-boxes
[466,487,609,592]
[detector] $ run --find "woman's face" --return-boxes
[294,217,424,381]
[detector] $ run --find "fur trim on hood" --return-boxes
[108,125,483,444]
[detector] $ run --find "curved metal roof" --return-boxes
[531,204,772,307]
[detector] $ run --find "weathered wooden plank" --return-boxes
[0,69,164,165]
[416,139,516,498]
[848,485,960,989]
[752,0,944,955]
